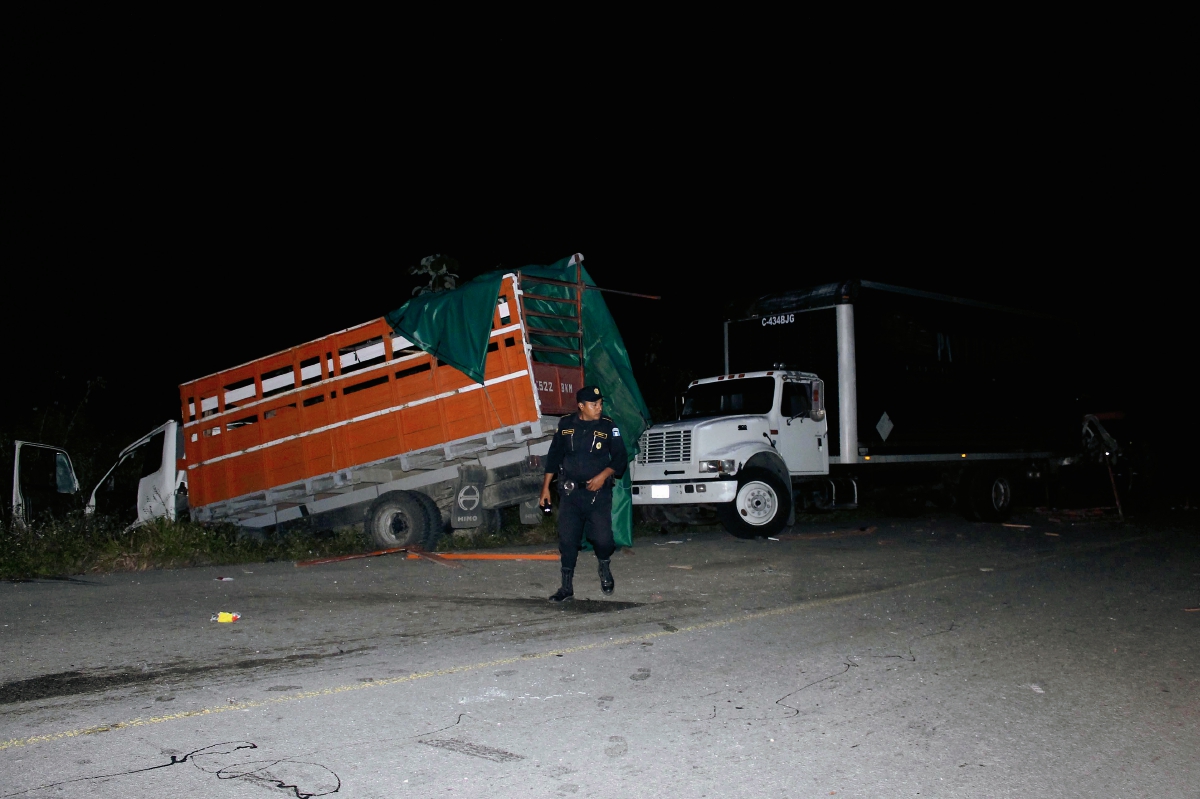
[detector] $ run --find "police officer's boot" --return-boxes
[549,568,574,602]
[598,559,615,595]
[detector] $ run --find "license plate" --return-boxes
[651,485,670,499]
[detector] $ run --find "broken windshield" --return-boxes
[681,377,776,419]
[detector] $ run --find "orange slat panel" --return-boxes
[180,285,550,508]
[400,404,445,451]
[346,415,400,465]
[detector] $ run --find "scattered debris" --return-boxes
[210,612,241,623]
[214,577,234,582]
[1030,684,1045,693]
[1002,523,1031,529]
[1185,607,1199,613]
[668,565,693,570]
[419,553,558,561]
[296,547,406,567]
[1035,506,1119,524]
[405,551,463,569]
[778,526,876,541]
[767,536,780,541]
[654,541,685,546]
[1044,532,1060,537]
[298,546,562,568]
[979,568,995,572]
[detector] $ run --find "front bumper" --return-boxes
[631,479,737,504]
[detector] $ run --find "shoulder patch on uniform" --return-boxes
[612,428,620,436]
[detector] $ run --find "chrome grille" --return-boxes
[638,430,692,464]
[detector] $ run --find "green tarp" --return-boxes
[384,272,506,384]
[385,256,652,547]
[522,257,653,548]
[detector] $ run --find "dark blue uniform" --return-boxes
[543,413,627,568]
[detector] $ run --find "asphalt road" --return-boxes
[2,510,1197,798]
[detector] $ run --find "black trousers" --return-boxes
[557,486,614,569]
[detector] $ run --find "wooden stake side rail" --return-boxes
[519,266,586,418]
[179,276,541,509]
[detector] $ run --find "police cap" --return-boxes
[576,385,604,403]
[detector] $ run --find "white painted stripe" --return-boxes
[184,350,431,428]
[491,323,522,338]
[261,372,296,393]
[224,383,256,405]
[179,316,392,384]
[340,341,385,369]
[184,286,523,430]
[188,370,530,469]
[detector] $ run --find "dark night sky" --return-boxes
[4,90,1192,500]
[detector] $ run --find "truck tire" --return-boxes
[365,492,430,549]
[718,467,791,539]
[411,491,447,549]
[969,471,1013,523]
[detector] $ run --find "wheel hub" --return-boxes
[737,481,777,525]
[383,510,411,541]
[991,478,1011,511]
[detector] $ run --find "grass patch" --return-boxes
[1,513,369,580]
[3,506,686,579]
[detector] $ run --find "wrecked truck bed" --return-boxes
[178,271,581,533]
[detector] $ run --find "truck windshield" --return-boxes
[681,377,776,419]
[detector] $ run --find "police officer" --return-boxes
[540,385,627,602]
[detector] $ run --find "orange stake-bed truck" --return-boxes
[21,269,594,547]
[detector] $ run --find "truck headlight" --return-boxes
[699,459,735,474]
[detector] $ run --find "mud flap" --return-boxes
[519,497,543,524]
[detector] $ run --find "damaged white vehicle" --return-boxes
[631,370,827,538]
[9,421,186,530]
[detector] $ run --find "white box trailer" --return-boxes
[632,280,1088,537]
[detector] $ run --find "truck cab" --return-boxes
[630,370,827,537]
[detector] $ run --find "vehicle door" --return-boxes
[775,380,828,474]
[89,422,176,527]
[11,442,80,525]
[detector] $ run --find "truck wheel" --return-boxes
[718,468,791,539]
[365,492,430,549]
[411,491,446,549]
[970,471,1013,522]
